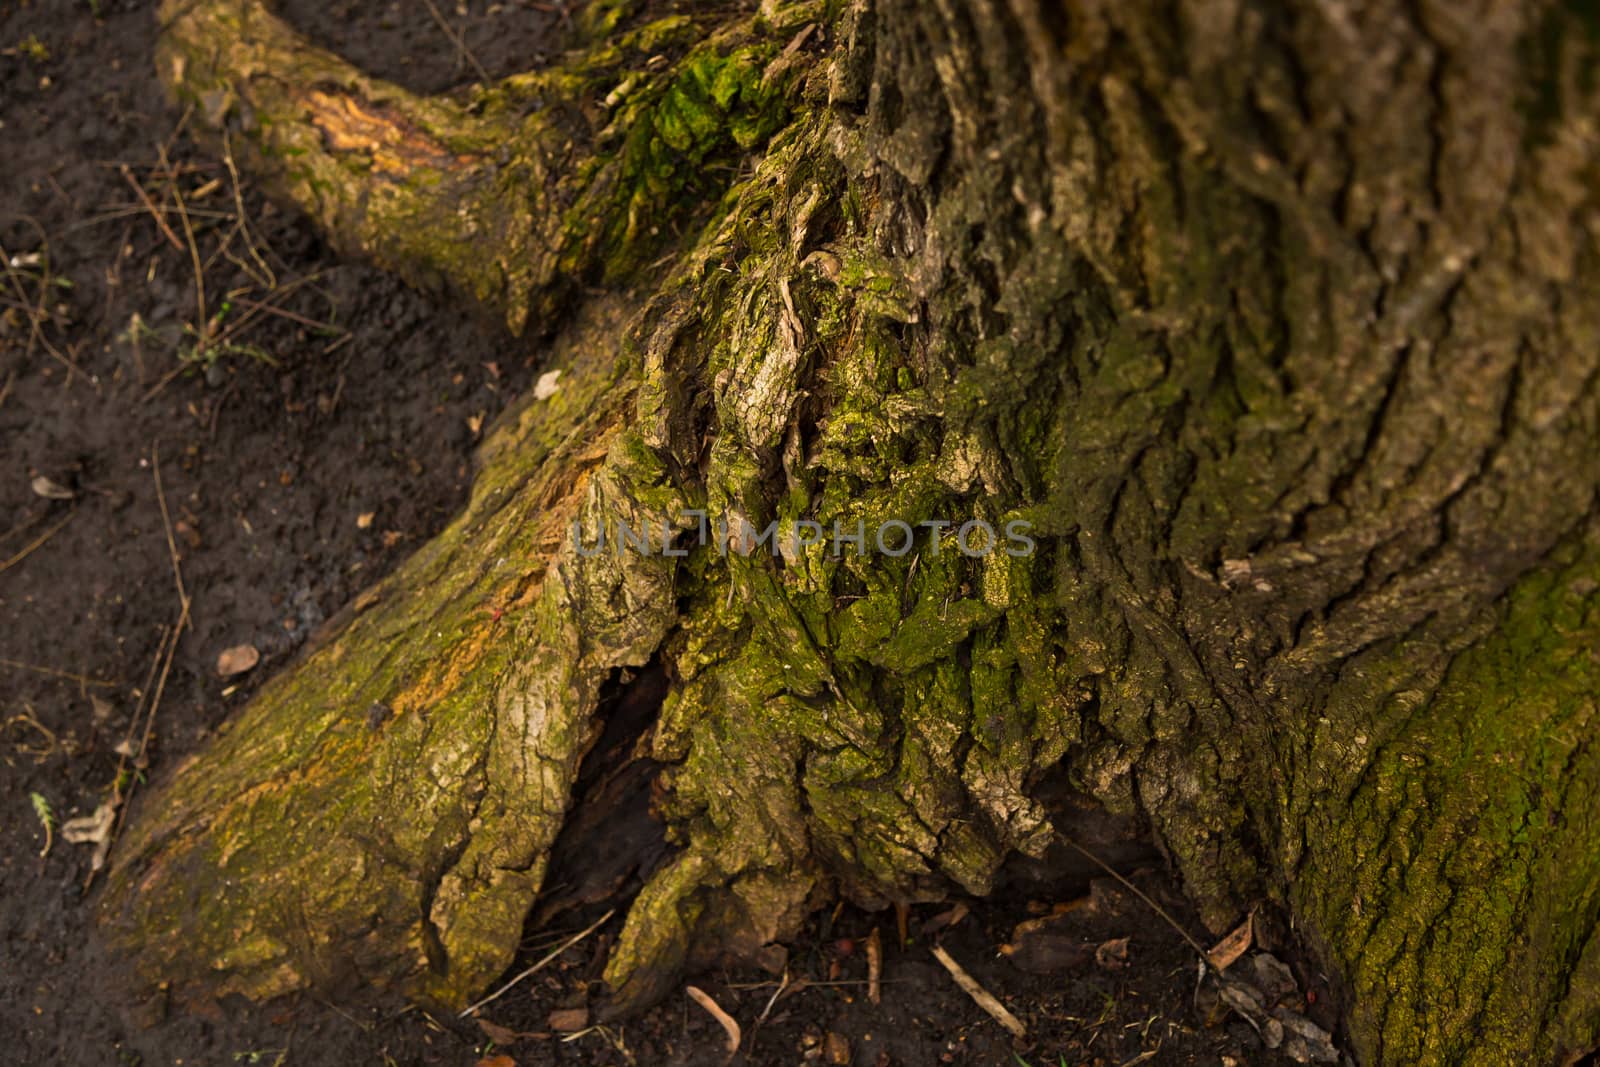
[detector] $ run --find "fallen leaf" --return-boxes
[216,643,260,677]
[1251,951,1298,1003]
[356,511,375,529]
[1083,877,1140,919]
[920,902,969,936]
[533,369,562,400]
[1207,910,1254,972]
[475,1057,516,1067]
[30,475,74,500]
[824,1030,851,1065]
[1275,1007,1340,1063]
[1094,936,1131,969]
[547,1006,588,1032]
[467,411,485,436]
[475,1018,520,1046]
[999,915,1093,975]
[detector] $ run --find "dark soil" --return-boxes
[1,3,1319,1065]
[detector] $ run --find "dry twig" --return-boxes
[930,943,1026,1039]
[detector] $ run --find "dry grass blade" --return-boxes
[459,908,615,1017]
[231,294,343,336]
[119,163,184,252]
[0,508,44,547]
[930,943,1026,1039]
[0,656,117,689]
[155,141,210,359]
[132,447,193,765]
[754,971,792,1027]
[0,224,89,384]
[0,509,76,576]
[91,446,192,886]
[220,131,277,289]
[419,0,491,81]
[1057,832,1211,960]
[7,709,59,762]
[152,444,191,617]
[193,272,325,354]
[137,272,323,404]
[685,985,742,1060]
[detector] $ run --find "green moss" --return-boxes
[562,35,796,285]
[1296,541,1600,1065]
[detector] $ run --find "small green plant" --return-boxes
[18,34,49,63]
[181,335,279,370]
[180,300,279,370]
[117,311,159,348]
[2,247,74,348]
[29,792,54,857]
[231,1050,287,1065]
[113,766,147,792]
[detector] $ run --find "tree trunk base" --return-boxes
[103,1,1600,1063]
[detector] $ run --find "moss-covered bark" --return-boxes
[156,0,795,333]
[105,0,1600,1062]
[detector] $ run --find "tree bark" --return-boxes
[104,1,1600,1063]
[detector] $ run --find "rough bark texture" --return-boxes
[104,1,1600,1064]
